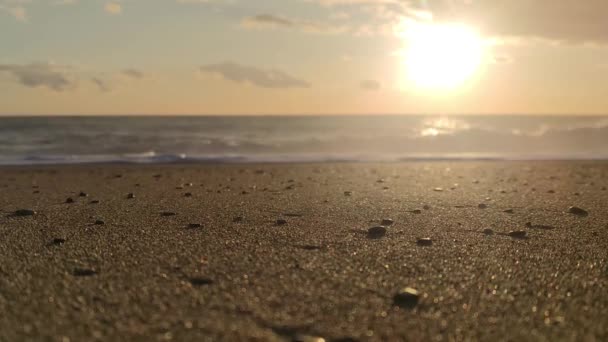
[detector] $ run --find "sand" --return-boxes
[0,162,607,341]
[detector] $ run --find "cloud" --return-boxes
[418,0,608,44]
[122,68,144,79]
[200,62,311,89]
[104,1,121,14]
[242,14,348,34]
[90,77,111,92]
[0,63,74,91]
[305,0,608,44]
[0,3,27,21]
[360,79,380,91]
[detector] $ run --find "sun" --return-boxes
[403,22,484,90]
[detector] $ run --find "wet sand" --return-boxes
[0,162,607,341]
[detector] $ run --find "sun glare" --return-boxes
[404,22,484,90]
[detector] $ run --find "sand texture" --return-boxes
[1,162,607,341]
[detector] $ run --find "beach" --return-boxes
[1,161,607,341]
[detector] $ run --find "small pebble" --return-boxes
[344,191,352,196]
[393,287,419,309]
[547,190,555,194]
[483,228,494,235]
[127,193,136,199]
[65,197,75,204]
[52,238,66,245]
[416,238,433,246]
[423,205,430,210]
[433,187,444,192]
[184,192,192,197]
[409,209,422,214]
[381,218,394,226]
[503,209,514,214]
[14,209,36,216]
[276,219,288,226]
[508,230,527,239]
[367,226,387,239]
[187,223,202,229]
[568,206,588,216]
[478,203,487,209]
[73,268,97,277]
[94,219,105,225]
[161,212,177,217]
[189,277,213,286]
[79,192,88,197]
[90,200,100,204]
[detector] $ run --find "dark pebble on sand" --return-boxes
[423,205,430,210]
[381,218,394,226]
[73,268,97,277]
[52,238,66,245]
[416,238,433,246]
[409,209,422,214]
[508,230,527,239]
[367,226,387,239]
[127,193,135,199]
[189,277,213,286]
[187,223,202,229]
[478,203,487,209]
[547,190,555,193]
[393,287,419,309]
[90,200,100,204]
[568,206,588,216]
[344,191,352,196]
[14,209,36,216]
[94,219,105,225]
[483,228,494,235]
[161,212,177,217]
[503,209,514,213]
[184,192,192,197]
[65,197,75,203]
[79,192,88,197]
[276,219,288,226]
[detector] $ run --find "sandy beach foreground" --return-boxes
[1,162,607,341]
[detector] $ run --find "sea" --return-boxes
[0,115,607,165]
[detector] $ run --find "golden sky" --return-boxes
[1,0,608,115]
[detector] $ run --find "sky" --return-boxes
[1,0,608,115]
